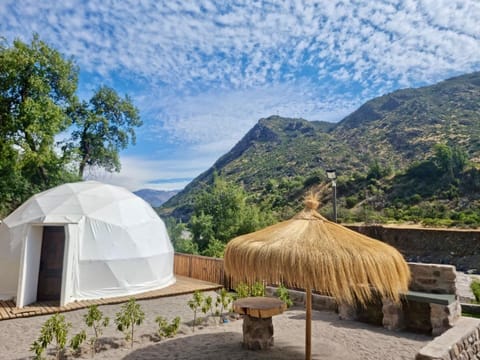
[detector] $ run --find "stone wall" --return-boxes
[416,317,480,360]
[409,263,457,294]
[347,225,480,273]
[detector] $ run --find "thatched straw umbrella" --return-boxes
[224,196,410,360]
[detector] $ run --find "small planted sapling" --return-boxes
[234,282,250,299]
[187,291,204,331]
[69,330,86,356]
[84,304,109,355]
[155,316,181,339]
[250,281,266,297]
[201,295,213,323]
[30,313,71,360]
[115,298,145,348]
[215,288,233,323]
[276,283,293,308]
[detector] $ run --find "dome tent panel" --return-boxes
[75,253,174,299]
[4,196,45,227]
[79,220,134,261]
[88,195,160,227]
[0,180,175,307]
[123,221,173,257]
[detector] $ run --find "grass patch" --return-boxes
[462,312,480,319]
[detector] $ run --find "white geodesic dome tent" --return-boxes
[0,181,175,307]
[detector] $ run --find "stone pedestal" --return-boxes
[382,298,405,331]
[242,315,274,350]
[430,301,461,336]
[233,296,286,351]
[338,302,358,320]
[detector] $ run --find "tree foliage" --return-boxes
[30,313,71,360]
[433,143,467,179]
[70,86,142,177]
[0,34,141,217]
[0,34,79,214]
[115,298,145,348]
[188,175,275,254]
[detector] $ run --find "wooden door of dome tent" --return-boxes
[37,226,65,302]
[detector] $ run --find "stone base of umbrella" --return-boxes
[233,296,286,350]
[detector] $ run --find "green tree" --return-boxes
[189,211,216,252]
[165,217,198,254]
[0,34,141,217]
[69,86,142,177]
[367,160,391,180]
[188,176,274,253]
[433,143,467,179]
[0,34,79,197]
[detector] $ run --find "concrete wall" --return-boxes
[347,225,480,273]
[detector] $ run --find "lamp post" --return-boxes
[326,169,337,222]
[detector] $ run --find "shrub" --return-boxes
[30,313,71,360]
[69,330,86,355]
[471,280,480,303]
[115,298,145,348]
[80,304,110,356]
[187,291,204,331]
[215,288,234,322]
[234,282,250,299]
[234,281,266,298]
[201,295,214,320]
[276,284,293,308]
[345,195,358,209]
[155,316,181,339]
[250,281,266,297]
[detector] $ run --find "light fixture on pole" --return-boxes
[326,169,337,222]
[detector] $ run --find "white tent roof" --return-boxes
[0,181,175,306]
[5,181,150,226]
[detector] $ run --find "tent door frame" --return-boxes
[37,226,65,302]
[16,224,72,308]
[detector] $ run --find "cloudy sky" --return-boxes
[1,1,479,191]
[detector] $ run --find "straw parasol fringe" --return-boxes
[224,196,410,306]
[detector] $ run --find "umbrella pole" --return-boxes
[306,286,312,360]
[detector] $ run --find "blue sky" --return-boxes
[1,1,479,191]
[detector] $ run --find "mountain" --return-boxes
[160,72,480,224]
[134,189,179,207]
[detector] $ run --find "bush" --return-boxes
[276,284,293,308]
[115,298,145,348]
[250,281,266,297]
[82,304,109,356]
[234,282,250,299]
[215,288,234,322]
[471,280,480,303]
[234,281,265,298]
[30,313,71,360]
[155,316,181,339]
[187,291,204,331]
[345,195,358,209]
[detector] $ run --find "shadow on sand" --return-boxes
[123,331,306,360]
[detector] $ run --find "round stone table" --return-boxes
[233,296,286,350]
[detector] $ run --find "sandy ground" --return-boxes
[0,291,432,360]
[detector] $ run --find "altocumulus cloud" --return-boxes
[1,0,479,190]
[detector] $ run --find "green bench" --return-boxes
[403,290,456,305]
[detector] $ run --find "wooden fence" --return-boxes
[174,253,232,288]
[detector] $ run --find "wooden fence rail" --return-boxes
[174,253,232,288]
